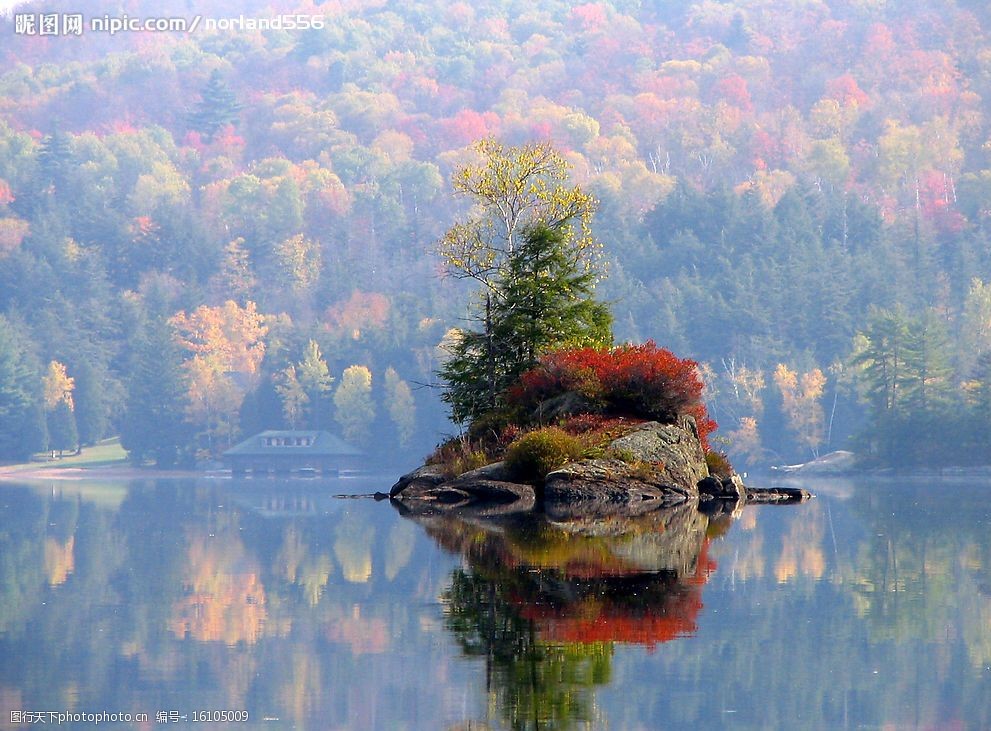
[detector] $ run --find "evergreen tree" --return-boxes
[275,365,308,429]
[0,316,45,460]
[966,352,991,460]
[239,376,285,435]
[187,70,242,143]
[23,399,48,458]
[72,359,111,447]
[850,309,912,462]
[850,308,957,465]
[296,340,333,428]
[440,224,611,424]
[901,310,954,415]
[436,141,609,425]
[384,367,416,449]
[120,320,191,467]
[36,126,73,194]
[897,311,956,465]
[333,366,375,446]
[496,225,612,369]
[47,398,77,456]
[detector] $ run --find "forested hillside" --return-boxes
[2,0,991,468]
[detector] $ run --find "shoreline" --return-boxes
[0,463,221,482]
[0,463,397,482]
[7,460,991,485]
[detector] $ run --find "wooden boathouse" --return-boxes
[224,430,363,476]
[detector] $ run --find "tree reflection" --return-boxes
[168,533,268,645]
[414,502,719,729]
[445,568,611,730]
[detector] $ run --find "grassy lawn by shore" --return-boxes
[0,437,129,474]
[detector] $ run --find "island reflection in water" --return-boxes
[398,497,739,729]
[4,476,991,729]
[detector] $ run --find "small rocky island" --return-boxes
[391,413,811,518]
[398,143,812,516]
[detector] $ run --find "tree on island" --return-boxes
[431,140,720,486]
[437,139,612,424]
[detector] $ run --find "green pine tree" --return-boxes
[72,359,112,447]
[36,126,73,193]
[120,319,192,467]
[440,224,611,424]
[47,398,77,456]
[187,70,242,143]
[296,339,334,429]
[0,317,46,460]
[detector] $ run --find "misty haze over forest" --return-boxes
[2,0,991,469]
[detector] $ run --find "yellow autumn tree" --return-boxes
[170,300,267,452]
[43,360,78,455]
[275,233,321,294]
[43,360,74,410]
[437,137,598,287]
[333,365,375,446]
[774,364,827,458]
[727,416,764,466]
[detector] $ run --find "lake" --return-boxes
[0,473,989,730]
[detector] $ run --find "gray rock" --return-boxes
[698,473,748,500]
[608,419,709,492]
[452,460,513,483]
[745,486,814,504]
[723,473,747,500]
[443,477,536,505]
[392,416,716,516]
[544,458,693,518]
[391,478,536,516]
[697,476,724,497]
[389,463,448,497]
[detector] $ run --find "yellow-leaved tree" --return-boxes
[438,137,598,286]
[333,365,375,446]
[43,360,77,455]
[774,364,827,458]
[170,300,267,454]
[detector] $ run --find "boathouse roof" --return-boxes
[224,430,363,457]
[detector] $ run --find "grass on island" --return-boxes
[0,437,129,473]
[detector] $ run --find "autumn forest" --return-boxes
[3,0,991,469]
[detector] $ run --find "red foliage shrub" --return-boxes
[508,341,717,450]
[557,414,632,436]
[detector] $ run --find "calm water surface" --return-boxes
[0,473,990,730]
